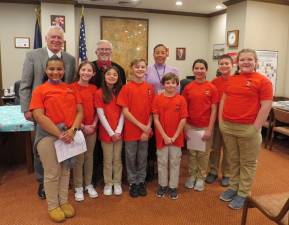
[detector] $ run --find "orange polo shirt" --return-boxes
[152,93,188,149]
[29,82,82,128]
[117,81,155,141]
[95,89,122,142]
[223,72,273,124]
[211,75,231,101]
[70,82,97,125]
[182,80,219,128]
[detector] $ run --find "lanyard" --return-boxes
[154,64,166,82]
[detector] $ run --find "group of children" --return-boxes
[29,48,272,222]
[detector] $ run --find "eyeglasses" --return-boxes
[97,48,112,52]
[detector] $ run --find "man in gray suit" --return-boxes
[19,25,76,199]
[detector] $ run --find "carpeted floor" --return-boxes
[0,140,288,225]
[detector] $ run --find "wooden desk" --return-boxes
[0,105,35,176]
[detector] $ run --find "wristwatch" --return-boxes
[71,127,78,134]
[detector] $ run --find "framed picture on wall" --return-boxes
[213,44,225,59]
[101,16,148,79]
[51,15,65,32]
[176,47,186,60]
[15,37,30,48]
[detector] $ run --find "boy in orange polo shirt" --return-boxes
[152,73,187,200]
[117,58,155,198]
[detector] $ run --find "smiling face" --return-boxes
[105,68,119,87]
[238,52,257,74]
[193,62,207,82]
[163,79,178,95]
[45,27,64,53]
[153,45,168,65]
[218,58,233,76]
[79,63,95,83]
[95,42,112,62]
[131,60,147,81]
[45,59,64,81]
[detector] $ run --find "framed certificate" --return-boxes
[15,37,30,48]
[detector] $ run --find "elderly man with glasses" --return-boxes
[90,40,126,88]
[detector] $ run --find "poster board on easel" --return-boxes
[256,50,278,95]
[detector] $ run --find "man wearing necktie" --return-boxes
[19,25,76,200]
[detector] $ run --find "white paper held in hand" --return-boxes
[186,128,206,152]
[54,130,87,163]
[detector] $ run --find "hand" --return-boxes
[83,125,96,135]
[24,111,34,121]
[171,136,176,143]
[111,133,121,142]
[140,132,149,141]
[163,136,172,145]
[59,130,74,144]
[202,129,212,141]
[140,124,151,134]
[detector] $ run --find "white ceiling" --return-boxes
[77,0,227,14]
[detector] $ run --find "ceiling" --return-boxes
[77,0,227,14]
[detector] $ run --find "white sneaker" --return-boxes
[85,184,98,198]
[114,184,122,195]
[75,187,84,201]
[103,184,112,196]
[194,179,205,192]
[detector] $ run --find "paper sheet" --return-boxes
[54,130,87,163]
[186,129,206,152]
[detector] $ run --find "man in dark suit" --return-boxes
[90,40,126,185]
[90,40,126,88]
[19,25,76,199]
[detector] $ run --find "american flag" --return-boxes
[79,10,87,62]
[33,8,42,49]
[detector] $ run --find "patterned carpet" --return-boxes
[0,141,288,225]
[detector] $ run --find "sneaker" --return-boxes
[85,184,98,198]
[220,189,237,202]
[205,173,218,184]
[138,183,147,196]
[168,188,178,200]
[228,195,246,209]
[184,176,195,189]
[103,184,113,196]
[74,187,84,202]
[129,184,139,198]
[221,176,230,187]
[156,186,167,197]
[194,179,205,192]
[113,184,122,195]
[48,207,66,223]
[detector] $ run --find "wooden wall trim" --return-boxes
[223,0,289,7]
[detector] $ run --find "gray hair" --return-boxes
[45,25,64,37]
[95,40,113,52]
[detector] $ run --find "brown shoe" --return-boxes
[48,207,65,223]
[60,203,75,218]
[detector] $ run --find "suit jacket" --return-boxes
[90,60,126,88]
[19,47,76,112]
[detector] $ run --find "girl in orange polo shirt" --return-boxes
[183,59,218,192]
[206,55,233,187]
[71,61,98,202]
[29,58,83,222]
[219,49,273,209]
[95,66,124,196]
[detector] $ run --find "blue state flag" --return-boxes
[33,14,42,49]
[79,13,87,62]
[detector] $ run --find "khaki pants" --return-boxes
[157,146,182,189]
[101,140,123,185]
[37,136,70,210]
[220,121,262,197]
[208,123,230,177]
[73,133,96,188]
[187,126,213,180]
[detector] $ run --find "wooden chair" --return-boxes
[241,193,289,225]
[269,108,289,150]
